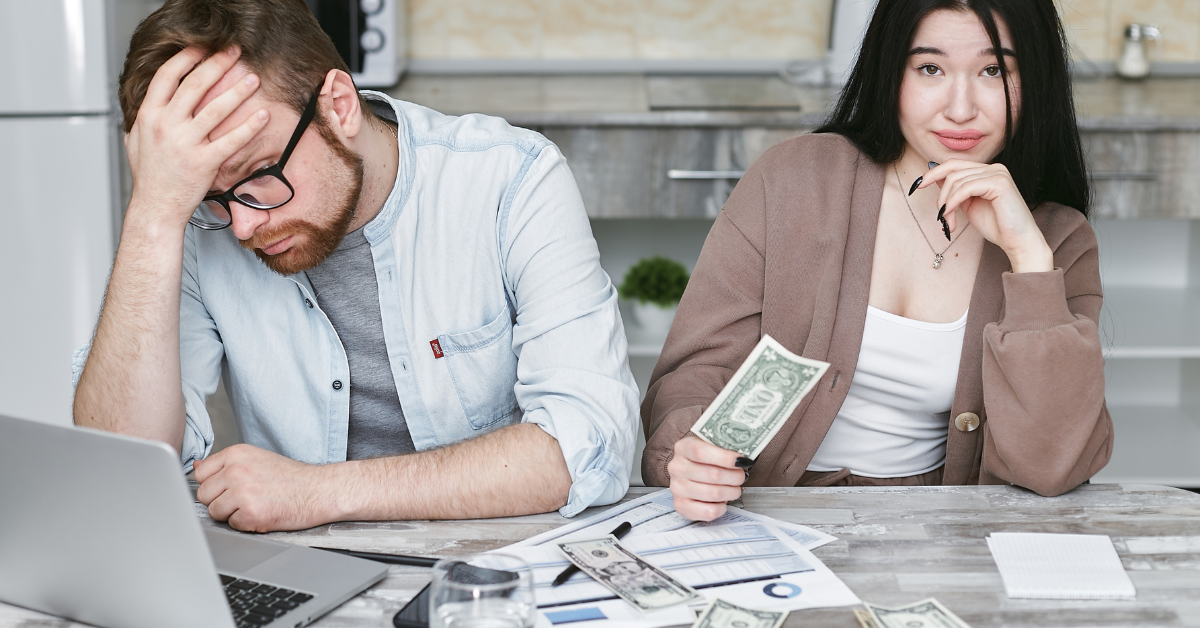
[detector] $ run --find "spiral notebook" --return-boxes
[986,533,1136,600]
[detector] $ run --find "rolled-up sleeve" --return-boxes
[175,226,227,472]
[501,144,639,517]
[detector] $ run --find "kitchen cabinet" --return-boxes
[1091,219,1200,486]
[536,127,1200,221]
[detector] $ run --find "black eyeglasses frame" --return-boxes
[190,83,323,230]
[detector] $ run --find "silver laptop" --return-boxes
[0,413,388,628]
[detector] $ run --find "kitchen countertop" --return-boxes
[385,75,1200,130]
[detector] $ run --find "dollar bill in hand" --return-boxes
[557,536,700,612]
[692,599,787,628]
[864,598,971,628]
[691,334,830,460]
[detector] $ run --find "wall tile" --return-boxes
[407,0,1199,63]
[634,0,730,59]
[445,0,544,59]
[408,0,448,59]
[1108,0,1200,61]
[726,0,831,59]
[1058,0,1112,61]
[544,0,638,58]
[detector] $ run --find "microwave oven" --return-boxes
[305,0,406,88]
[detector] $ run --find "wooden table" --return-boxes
[4,484,1200,627]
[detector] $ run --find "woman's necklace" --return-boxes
[893,163,969,269]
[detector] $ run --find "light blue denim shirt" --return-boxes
[73,92,639,517]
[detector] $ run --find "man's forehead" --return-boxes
[198,62,303,187]
[194,61,295,119]
[200,61,298,165]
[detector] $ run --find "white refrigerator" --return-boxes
[0,0,152,425]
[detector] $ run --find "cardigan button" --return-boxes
[954,412,980,432]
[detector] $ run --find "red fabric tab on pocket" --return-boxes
[430,339,444,359]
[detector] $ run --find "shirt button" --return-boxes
[954,412,980,432]
[332,380,343,390]
[305,298,313,309]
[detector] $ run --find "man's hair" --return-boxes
[118,0,369,134]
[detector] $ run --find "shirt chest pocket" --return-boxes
[438,308,520,430]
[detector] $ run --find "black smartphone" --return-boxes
[393,563,520,628]
[392,582,433,628]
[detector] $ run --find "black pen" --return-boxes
[551,521,632,587]
[311,546,439,567]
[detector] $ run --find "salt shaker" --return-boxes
[1116,24,1162,79]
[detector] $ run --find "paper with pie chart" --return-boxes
[496,519,860,628]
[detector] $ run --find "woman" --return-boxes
[640,0,1111,521]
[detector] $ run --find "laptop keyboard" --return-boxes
[221,574,314,627]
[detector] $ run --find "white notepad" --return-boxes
[987,533,1136,600]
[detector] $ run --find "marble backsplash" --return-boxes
[406,0,1200,63]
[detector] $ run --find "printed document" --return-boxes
[496,491,858,628]
[514,489,836,551]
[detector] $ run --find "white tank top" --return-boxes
[807,305,968,478]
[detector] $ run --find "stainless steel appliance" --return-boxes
[0,0,153,426]
[305,0,407,88]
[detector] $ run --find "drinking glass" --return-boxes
[429,553,535,628]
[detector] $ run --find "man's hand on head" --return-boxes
[193,444,343,533]
[124,46,269,230]
[73,50,267,448]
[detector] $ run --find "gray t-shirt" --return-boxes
[305,227,416,460]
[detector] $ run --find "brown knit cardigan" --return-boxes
[640,134,1112,496]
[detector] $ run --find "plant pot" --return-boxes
[631,301,678,339]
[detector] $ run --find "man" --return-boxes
[72,0,638,532]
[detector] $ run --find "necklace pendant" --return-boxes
[933,253,944,269]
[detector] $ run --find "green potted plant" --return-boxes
[618,256,690,337]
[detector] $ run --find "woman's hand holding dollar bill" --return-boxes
[668,436,747,522]
[670,336,830,522]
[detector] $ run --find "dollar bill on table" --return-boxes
[557,536,700,612]
[864,599,971,628]
[691,334,831,460]
[693,598,787,628]
[853,608,880,628]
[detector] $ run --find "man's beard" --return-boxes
[240,124,364,276]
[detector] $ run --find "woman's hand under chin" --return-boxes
[918,160,1055,273]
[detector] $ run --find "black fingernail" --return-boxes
[928,161,939,169]
[734,457,755,469]
[940,217,951,241]
[908,176,922,196]
[937,204,946,221]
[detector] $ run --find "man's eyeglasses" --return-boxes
[189,84,322,230]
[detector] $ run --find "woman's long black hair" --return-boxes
[817,0,1091,217]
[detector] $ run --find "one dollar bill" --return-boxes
[853,608,880,628]
[864,598,971,628]
[557,536,700,612]
[691,335,830,460]
[693,598,787,628]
